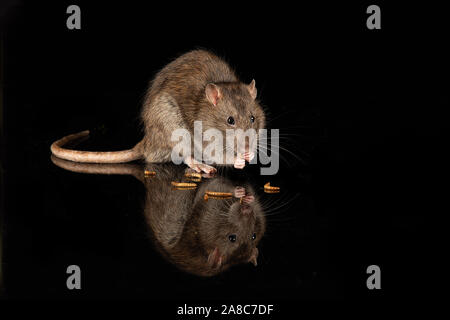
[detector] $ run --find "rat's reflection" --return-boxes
[51,157,266,277]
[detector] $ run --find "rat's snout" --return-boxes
[249,247,259,266]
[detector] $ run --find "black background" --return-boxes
[0,0,448,308]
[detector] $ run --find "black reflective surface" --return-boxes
[1,1,447,304]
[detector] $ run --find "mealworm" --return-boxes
[205,191,233,197]
[173,186,197,191]
[204,193,232,202]
[185,177,201,182]
[185,172,202,179]
[144,170,156,176]
[264,182,280,192]
[171,182,197,187]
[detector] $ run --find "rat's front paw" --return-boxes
[234,157,246,169]
[234,186,246,198]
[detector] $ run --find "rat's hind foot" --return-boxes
[191,163,217,174]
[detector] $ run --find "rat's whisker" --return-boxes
[256,145,296,166]
[263,193,300,215]
[257,144,307,165]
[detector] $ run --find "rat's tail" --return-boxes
[50,130,144,163]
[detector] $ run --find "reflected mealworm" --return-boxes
[144,170,156,176]
[204,193,232,202]
[264,182,280,191]
[205,191,233,197]
[185,172,202,179]
[173,187,197,191]
[171,182,197,187]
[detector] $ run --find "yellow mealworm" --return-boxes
[173,187,197,191]
[185,172,202,179]
[204,194,232,201]
[205,191,233,197]
[144,170,156,176]
[264,182,280,191]
[171,182,197,187]
[185,177,201,182]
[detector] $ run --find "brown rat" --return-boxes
[51,50,266,173]
[143,165,265,277]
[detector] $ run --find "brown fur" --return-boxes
[50,158,266,277]
[143,165,265,277]
[50,50,266,167]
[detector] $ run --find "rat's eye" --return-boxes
[228,234,237,242]
[252,233,256,240]
[250,115,255,123]
[227,116,235,125]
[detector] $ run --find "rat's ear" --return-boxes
[207,247,223,269]
[205,83,222,106]
[249,247,259,266]
[247,79,257,100]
